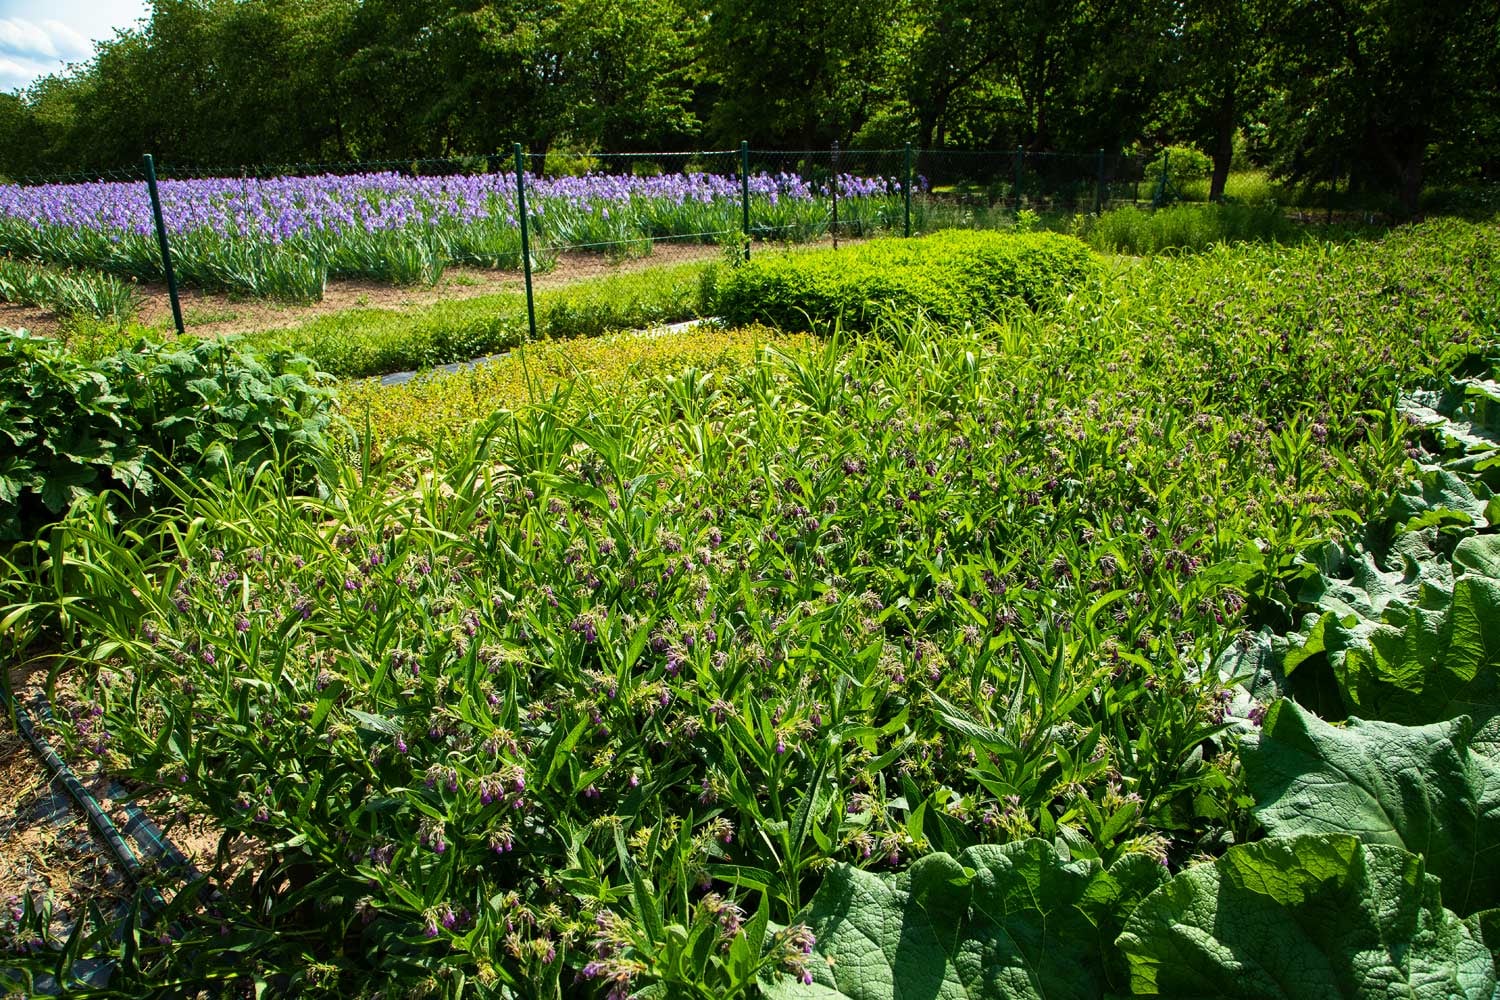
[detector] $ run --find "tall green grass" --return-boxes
[242,262,712,378]
[1080,203,1301,254]
[0,256,138,326]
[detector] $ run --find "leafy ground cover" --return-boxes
[2,220,1500,997]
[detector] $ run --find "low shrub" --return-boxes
[339,324,815,443]
[710,229,1099,333]
[0,331,149,541]
[0,330,338,540]
[244,262,712,378]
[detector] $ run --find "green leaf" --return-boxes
[765,839,1167,1000]
[1244,700,1500,914]
[1340,577,1500,729]
[1454,535,1500,580]
[1116,834,1495,999]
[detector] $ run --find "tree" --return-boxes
[1260,0,1500,214]
[701,0,900,147]
[1153,0,1265,199]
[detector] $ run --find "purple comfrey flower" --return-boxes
[417,819,448,854]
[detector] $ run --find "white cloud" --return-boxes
[0,17,64,59]
[0,2,147,91]
[40,19,93,60]
[0,53,50,92]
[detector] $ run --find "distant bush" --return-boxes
[709,230,1099,333]
[1156,144,1213,183]
[1083,203,1299,254]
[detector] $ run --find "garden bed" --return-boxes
[3,219,1500,997]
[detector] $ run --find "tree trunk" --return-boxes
[1208,81,1235,201]
[1399,150,1423,217]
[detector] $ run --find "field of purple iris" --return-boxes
[0,169,913,301]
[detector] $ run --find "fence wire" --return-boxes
[1,145,1172,349]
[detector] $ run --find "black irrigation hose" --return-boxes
[7,693,146,889]
[21,693,200,882]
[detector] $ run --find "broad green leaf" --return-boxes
[765,839,1167,1000]
[1454,535,1500,580]
[1339,577,1500,729]
[1244,700,1500,914]
[1117,834,1496,998]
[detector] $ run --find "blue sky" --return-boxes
[1,0,147,93]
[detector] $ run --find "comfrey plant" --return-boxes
[6,219,1499,997]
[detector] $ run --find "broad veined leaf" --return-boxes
[764,839,1167,1000]
[1399,379,1500,465]
[1338,576,1500,730]
[1243,700,1500,914]
[1281,518,1500,729]
[1386,467,1494,530]
[1116,834,1496,999]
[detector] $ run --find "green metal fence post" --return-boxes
[903,142,913,238]
[1013,146,1024,213]
[1156,149,1170,206]
[141,154,184,337]
[831,140,840,249]
[739,140,751,262]
[1094,148,1106,215]
[513,142,537,344]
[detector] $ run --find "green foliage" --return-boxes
[712,230,1100,333]
[0,329,338,541]
[0,257,138,326]
[0,330,148,541]
[99,337,340,494]
[768,841,1168,999]
[339,326,814,446]
[4,221,1500,995]
[1258,0,1500,214]
[1082,203,1300,254]
[1264,370,1500,729]
[1156,144,1213,184]
[1243,701,1500,916]
[1117,834,1497,998]
[244,263,711,378]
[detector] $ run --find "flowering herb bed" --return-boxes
[0,170,912,302]
[3,221,1500,997]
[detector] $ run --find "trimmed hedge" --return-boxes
[710,230,1100,333]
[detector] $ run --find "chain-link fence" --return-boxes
[0,145,1174,354]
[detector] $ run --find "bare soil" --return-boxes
[0,241,728,341]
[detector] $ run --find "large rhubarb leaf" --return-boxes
[764,840,1167,1000]
[1243,700,1500,914]
[1336,574,1500,730]
[1116,834,1496,999]
[1278,519,1500,729]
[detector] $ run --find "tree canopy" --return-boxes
[0,0,1494,212]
